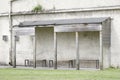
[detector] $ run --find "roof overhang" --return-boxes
[14,17,110,35]
[18,17,110,27]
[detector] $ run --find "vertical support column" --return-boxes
[9,1,13,66]
[76,32,79,70]
[108,19,111,68]
[99,31,103,70]
[33,28,36,68]
[13,35,16,68]
[54,32,57,69]
[108,47,111,68]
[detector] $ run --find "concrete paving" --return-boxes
[0,66,99,71]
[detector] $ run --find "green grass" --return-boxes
[0,68,120,80]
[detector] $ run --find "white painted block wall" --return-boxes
[0,0,120,68]
[1,0,120,13]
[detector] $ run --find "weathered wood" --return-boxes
[14,27,35,36]
[102,19,111,68]
[99,31,103,70]
[54,32,57,69]
[104,19,111,67]
[108,19,111,67]
[13,36,16,68]
[13,17,111,70]
[54,24,101,32]
[33,34,36,68]
[9,1,13,67]
[18,17,109,27]
[76,32,80,70]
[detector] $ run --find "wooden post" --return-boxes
[76,32,79,70]
[54,32,57,69]
[99,31,103,70]
[108,47,111,68]
[13,35,16,68]
[108,19,111,68]
[9,0,13,66]
[33,31,36,68]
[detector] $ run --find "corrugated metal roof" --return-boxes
[18,17,110,27]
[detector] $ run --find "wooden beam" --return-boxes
[76,32,80,70]
[54,24,101,32]
[33,34,36,68]
[54,32,57,69]
[99,31,103,70]
[13,36,16,68]
[14,27,35,36]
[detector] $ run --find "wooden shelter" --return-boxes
[13,17,111,70]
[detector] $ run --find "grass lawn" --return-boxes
[0,68,120,80]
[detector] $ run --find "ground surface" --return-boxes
[0,68,120,80]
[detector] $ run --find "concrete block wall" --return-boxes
[0,0,120,68]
